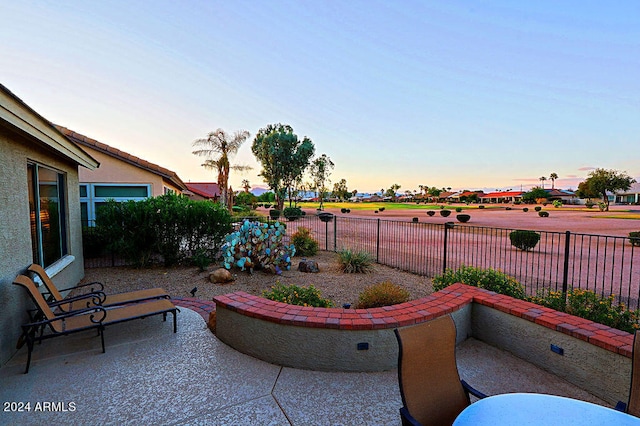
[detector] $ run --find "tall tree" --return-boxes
[332,178,350,201]
[192,128,251,211]
[549,172,559,189]
[579,168,636,211]
[251,123,315,211]
[310,154,334,210]
[385,183,401,200]
[539,176,547,189]
[241,179,251,193]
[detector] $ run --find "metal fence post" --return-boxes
[333,217,337,251]
[325,219,329,251]
[443,222,454,273]
[562,231,571,295]
[376,219,381,263]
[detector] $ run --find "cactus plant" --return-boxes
[222,220,295,274]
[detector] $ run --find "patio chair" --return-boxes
[13,274,178,374]
[616,330,640,416]
[28,264,169,312]
[394,315,486,426]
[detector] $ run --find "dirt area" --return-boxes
[84,250,434,307]
[296,204,640,237]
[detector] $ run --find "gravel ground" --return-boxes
[82,251,434,308]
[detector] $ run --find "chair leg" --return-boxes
[24,330,35,374]
[99,326,105,353]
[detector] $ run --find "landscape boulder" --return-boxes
[209,268,234,284]
[298,259,320,273]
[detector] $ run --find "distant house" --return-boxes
[545,189,579,205]
[480,191,524,204]
[448,190,485,203]
[185,182,221,201]
[0,85,99,366]
[615,183,640,205]
[55,126,188,224]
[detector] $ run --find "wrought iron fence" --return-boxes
[83,214,639,309]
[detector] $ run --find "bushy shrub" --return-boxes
[530,289,640,333]
[629,232,640,247]
[538,211,550,217]
[455,207,462,213]
[478,205,485,209]
[514,200,521,205]
[440,209,452,217]
[291,226,319,256]
[585,201,595,209]
[341,208,347,213]
[222,220,295,274]
[553,200,562,208]
[509,230,541,251]
[95,194,231,267]
[440,205,445,209]
[269,209,281,219]
[338,249,374,273]
[283,206,303,220]
[505,207,512,210]
[191,248,211,272]
[534,206,542,212]
[379,207,385,212]
[356,281,411,309]
[263,282,333,307]
[426,211,435,217]
[433,265,526,299]
[456,214,471,223]
[522,207,529,212]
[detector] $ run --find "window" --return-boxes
[28,163,68,268]
[80,183,151,225]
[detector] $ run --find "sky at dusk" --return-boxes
[2,1,638,194]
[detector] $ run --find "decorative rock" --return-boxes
[298,260,319,273]
[209,268,234,284]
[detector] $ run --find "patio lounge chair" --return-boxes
[616,330,640,416]
[13,274,178,374]
[28,264,169,311]
[394,315,486,426]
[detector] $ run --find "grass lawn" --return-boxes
[298,201,496,211]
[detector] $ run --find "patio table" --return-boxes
[453,393,640,425]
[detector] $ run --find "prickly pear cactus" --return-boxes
[222,220,295,274]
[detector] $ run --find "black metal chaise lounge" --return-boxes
[28,263,169,311]
[13,274,178,373]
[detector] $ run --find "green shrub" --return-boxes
[455,207,462,213]
[433,265,526,299]
[379,207,385,212]
[552,200,562,208]
[534,206,542,212]
[191,248,212,272]
[585,201,595,209]
[338,248,374,273]
[222,220,295,273]
[283,206,303,221]
[291,226,319,256]
[509,230,541,251]
[426,211,435,217]
[95,194,231,267]
[530,289,640,333]
[629,232,640,247]
[538,211,549,217]
[356,281,411,309]
[479,205,485,209]
[440,209,451,217]
[456,214,471,223]
[263,282,333,307]
[505,207,512,210]
[269,209,281,219]
[522,207,529,212]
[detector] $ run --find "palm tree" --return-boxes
[539,176,547,189]
[192,128,251,210]
[242,179,251,193]
[549,172,558,189]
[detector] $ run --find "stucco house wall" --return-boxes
[0,85,98,366]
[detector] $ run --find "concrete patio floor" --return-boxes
[0,307,608,425]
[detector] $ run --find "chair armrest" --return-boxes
[400,406,422,426]
[22,306,107,328]
[55,281,104,293]
[461,379,487,399]
[615,401,627,412]
[48,291,107,309]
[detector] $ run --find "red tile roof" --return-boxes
[482,191,524,198]
[185,182,221,199]
[54,125,187,191]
